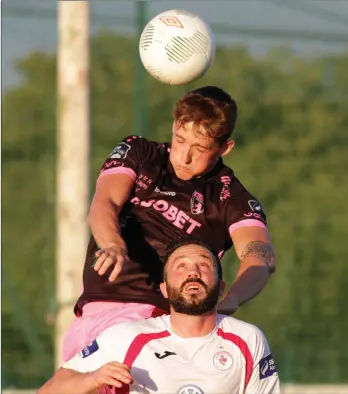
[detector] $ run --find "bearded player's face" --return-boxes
[160,244,222,315]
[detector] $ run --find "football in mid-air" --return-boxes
[139,9,215,85]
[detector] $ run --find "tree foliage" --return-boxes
[2,32,348,386]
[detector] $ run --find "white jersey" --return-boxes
[63,314,280,394]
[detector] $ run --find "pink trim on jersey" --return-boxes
[217,328,253,390]
[98,167,137,181]
[118,331,171,394]
[229,219,266,234]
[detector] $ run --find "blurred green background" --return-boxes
[2,0,348,389]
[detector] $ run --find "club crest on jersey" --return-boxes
[79,339,99,358]
[177,385,204,394]
[109,142,131,160]
[248,200,263,213]
[190,191,204,215]
[213,351,233,371]
[259,354,278,379]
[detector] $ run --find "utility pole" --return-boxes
[134,0,148,137]
[56,0,90,369]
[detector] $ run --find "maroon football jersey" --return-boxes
[75,136,267,315]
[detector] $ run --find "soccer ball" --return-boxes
[139,10,215,85]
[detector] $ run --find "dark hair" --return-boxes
[164,238,223,280]
[173,86,238,144]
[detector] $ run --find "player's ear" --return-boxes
[219,280,226,296]
[219,140,235,157]
[160,282,169,299]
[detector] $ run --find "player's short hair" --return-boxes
[173,86,238,144]
[163,238,223,280]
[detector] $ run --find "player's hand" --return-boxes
[93,244,129,282]
[90,362,134,389]
[217,295,239,315]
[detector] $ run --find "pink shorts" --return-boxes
[62,302,167,362]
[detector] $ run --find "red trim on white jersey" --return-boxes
[217,328,253,390]
[119,330,171,394]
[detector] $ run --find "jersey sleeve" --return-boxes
[98,135,150,182]
[62,324,134,373]
[221,175,267,235]
[245,329,281,394]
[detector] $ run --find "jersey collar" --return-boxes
[163,314,219,341]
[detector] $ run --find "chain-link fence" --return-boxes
[2,0,348,388]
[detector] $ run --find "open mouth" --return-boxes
[183,283,204,294]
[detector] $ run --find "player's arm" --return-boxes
[219,226,275,313]
[218,183,275,314]
[38,328,134,394]
[89,174,134,281]
[88,137,144,281]
[89,173,134,249]
[37,367,98,394]
[37,363,132,394]
[245,329,281,394]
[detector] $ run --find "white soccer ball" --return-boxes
[139,9,215,85]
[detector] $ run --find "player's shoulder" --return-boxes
[217,314,266,347]
[120,135,169,161]
[212,162,258,203]
[121,135,167,151]
[215,163,250,192]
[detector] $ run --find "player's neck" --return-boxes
[170,311,217,338]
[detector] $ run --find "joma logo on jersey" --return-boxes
[130,197,202,234]
[155,350,176,359]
